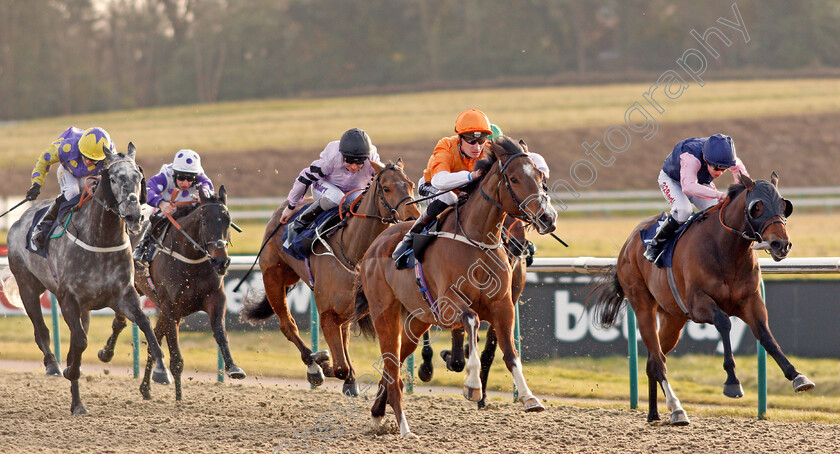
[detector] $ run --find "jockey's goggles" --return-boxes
[460,133,489,145]
[174,172,197,182]
[343,156,366,165]
[710,163,729,171]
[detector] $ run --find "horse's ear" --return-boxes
[518,139,529,153]
[396,157,404,169]
[770,171,779,187]
[199,187,208,203]
[370,160,384,173]
[127,142,136,160]
[741,173,755,190]
[783,198,793,217]
[219,185,227,204]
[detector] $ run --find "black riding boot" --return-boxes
[284,203,325,248]
[133,222,153,268]
[30,195,64,252]
[392,199,448,267]
[643,214,681,263]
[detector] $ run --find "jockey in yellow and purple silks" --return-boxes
[26,126,113,251]
[644,133,749,262]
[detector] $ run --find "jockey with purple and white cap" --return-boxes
[644,133,749,262]
[26,126,114,251]
[280,128,383,247]
[133,149,214,266]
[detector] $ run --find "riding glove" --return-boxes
[26,183,41,201]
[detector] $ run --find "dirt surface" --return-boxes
[2,112,839,200]
[3,367,840,454]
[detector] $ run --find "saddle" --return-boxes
[281,203,341,260]
[26,195,82,257]
[640,210,707,268]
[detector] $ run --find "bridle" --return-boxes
[717,184,788,243]
[340,164,414,224]
[479,152,547,226]
[160,201,231,272]
[80,158,142,222]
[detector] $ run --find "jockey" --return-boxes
[26,127,113,252]
[392,109,493,265]
[280,128,382,248]
[133,149,214,266]
[644,133,749,262]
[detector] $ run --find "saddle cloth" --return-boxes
[281,203,340,260]
[26,194,82,257]
[639,211,705,268]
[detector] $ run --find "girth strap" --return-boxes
[666,267,690,317]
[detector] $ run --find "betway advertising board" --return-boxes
[2,267,837,359]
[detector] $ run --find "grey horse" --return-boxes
[1,143,171,415]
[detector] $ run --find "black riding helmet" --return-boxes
[339,128,372,159]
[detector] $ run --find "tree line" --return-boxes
[2,0,838,121]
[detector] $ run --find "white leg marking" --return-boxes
[464,316,481,391]
[398,413,417,439]
[661,379,683,412]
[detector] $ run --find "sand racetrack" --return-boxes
[2,368,840,454]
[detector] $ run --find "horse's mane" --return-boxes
[463,136,523,195]
[726,182,747,200]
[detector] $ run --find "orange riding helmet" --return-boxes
[454,109,492,136]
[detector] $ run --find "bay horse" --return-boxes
[354,137,557,438]
[0,143,170,415]
[97,186,241,400]
[587,173,814,425]
[417,217,530,409]
[241,160,420,396]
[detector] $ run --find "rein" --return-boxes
[159,201,230,265]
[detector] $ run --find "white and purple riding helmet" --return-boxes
[172,149,203,174]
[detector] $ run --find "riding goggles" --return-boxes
[175,172,197,182]
[460,133,489,145]
[710,163,729,172]
[344,156,367,165]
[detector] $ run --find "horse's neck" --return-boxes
[329,189,384,263]
[165,209,201,253]
[447,175,507,244]
[77,187,125,244]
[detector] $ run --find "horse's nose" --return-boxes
[124,214,138,224]
[538,212,556,233]
[770,240,792,256]
[128,194,138,204]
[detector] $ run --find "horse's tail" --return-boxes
[0,267,24,309]
[239,288,275,324]
[586,266,625,328]
[352,276,376,339]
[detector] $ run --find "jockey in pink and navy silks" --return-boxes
[26,126,114,251]
[280,128,382,247]
[133,149,214,266]
[644,133,749,262]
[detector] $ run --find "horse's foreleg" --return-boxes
[371,298,415,438]
[417,331,434,382]
[140,317,168,400]
[491,303,543,412]
[264,272,319,381]
[119,292,171,386]
[19,282,60,376]
[743,297,814,392]
[477,325,498,409]
[442,329,466,372]
[58,299,88,415]
[339,322,357,397]
[208,297,245,380]
[98,314,127,363]
[163,318,185,401]
[710,306,744,398]
[461,311,482,402]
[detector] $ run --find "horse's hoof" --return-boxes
[97,348,114,363]
[371,415,385,429]
[723,383,744,398]
[669,409,690,426]
[793,374,815,392]
[45,363,61,377]
[311,350,330,366]
[227,366,246,380]
[343,382,358,397]
[463,386,482,402]
[522,396,545,412]
[72,406,89,416]
[307,371,325,387]
[152,366,172,385]
[62,367,78,381]
[400,431,419,440]
[477,398,487,410]
[417,362,433,382]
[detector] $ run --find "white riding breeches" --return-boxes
[657,170,718,223]
[56,165,86,200]
[312,180,362,209]
[417,177,458,206]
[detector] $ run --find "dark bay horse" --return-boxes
[418,217,530,409]
[0,144,170,415]
[355,137,557,438]
[242,160,420,396]
[98,186,240,400]
[588,173,813,425]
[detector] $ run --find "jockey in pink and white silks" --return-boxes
[280,128,383,248]
[26,126,114,251]
[644,133,749,262]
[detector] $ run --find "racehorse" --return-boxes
[417,217,530,409]
[97,186,241,400]
[587,173,814,425]
[354,137,557,438]
[0,143,170,415]
[241,160,420,396]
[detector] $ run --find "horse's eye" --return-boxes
[510,177,519,184]
[383,186,390,192]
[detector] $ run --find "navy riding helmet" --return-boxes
[702,133,737,168]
